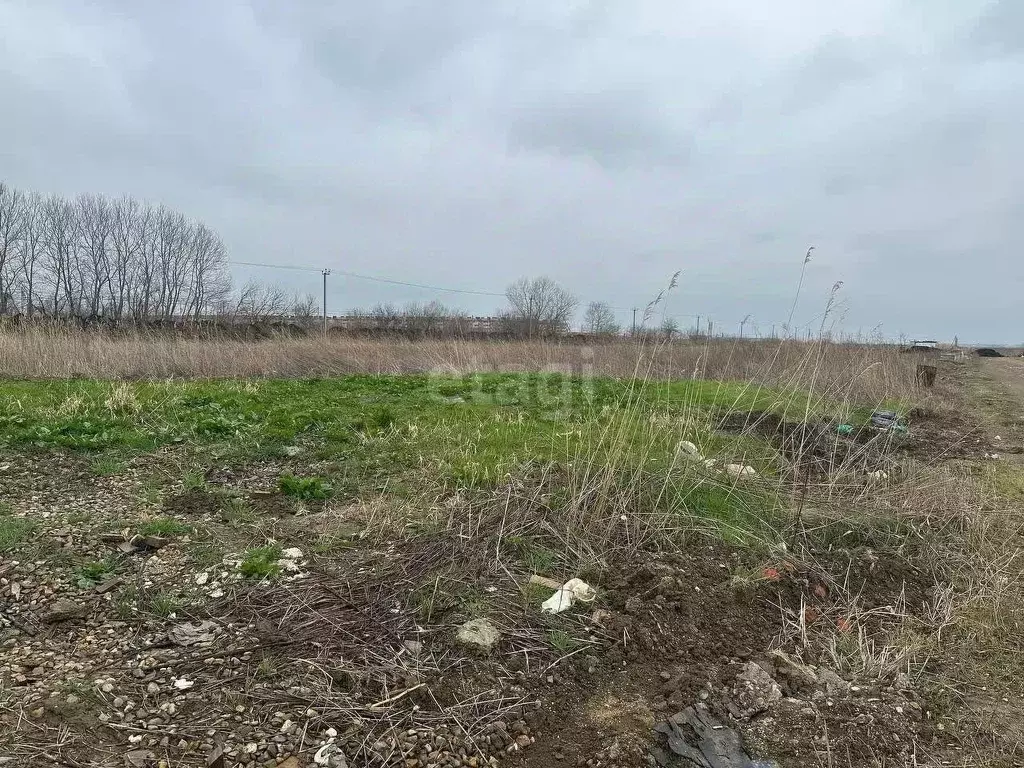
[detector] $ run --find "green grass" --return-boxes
[146,590,184,618]
[278,474,334,501]
[76,559,116,588]
[0,374,824,457]
[548,629,580,654]
[239,545,283,579]
[0,373,812,541]
[91,454,126,476]
[0,513,36,552]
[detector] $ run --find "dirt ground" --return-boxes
[1,363,1023,767]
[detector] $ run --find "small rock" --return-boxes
[731,662,782,719]
[724,464,758,479]
[456,618,501,654]
[42,599,88,623]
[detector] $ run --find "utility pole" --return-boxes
[739,314,751,339]
[631,307,638,337]
[322,269,331,338]
[695,315,701,337]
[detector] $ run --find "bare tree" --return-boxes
[0,182,25,315]
[15,193,44,315]
[582,301,619,336]
[504,276,577,337]
[660,316,680,340]
[369,302,401,332]
[230,281,291,323]
[291,293,320,329]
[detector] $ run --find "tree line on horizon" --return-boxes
[0,180,684,337]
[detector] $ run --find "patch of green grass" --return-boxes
[91,454,126,476]
[981,462,1024,502]
[188,540,226,569]
[255,656,279,679]
[217,495,258,526]
[239,545,283,580]
[138,518,192,537]
[279,474,334,501]
[506,536,559,574]
[146,590,183,618]
[548,629,580,654]
[0,513,36,552]
[76,559,116,588]
[113,586,138,620]
[181,469,207,492]
[137,475,163,506]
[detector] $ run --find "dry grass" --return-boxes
[0,328,919,402]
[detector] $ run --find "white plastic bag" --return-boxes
[541,578,597,614]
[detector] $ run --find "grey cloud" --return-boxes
[970,0,1024,54]
[506,89,693,167]
[0,0,1022,342]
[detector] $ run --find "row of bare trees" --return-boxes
[0,181,244,324]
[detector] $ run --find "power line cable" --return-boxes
[229,260,506,297]
[228,259,827,333]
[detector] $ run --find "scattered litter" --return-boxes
[870,410,908,434]
[172,677,195,690]
[703,458,718,469]
[313,743,337,766]
[168,620,218,647]
[677,440,701,458]
[836,424,855,436]
[724,464,758,479]
[866,470,889,482]
[281,547,304,560]
[195,572,209,585]
[653,704,776,768]
[528,574,562,590]
[541,578,597,614]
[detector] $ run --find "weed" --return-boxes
[507,535,559,574]
[113,586,138,620]
[0,515,35,552]
[188,540,226,569]
[76,559,116,588]
[279,474,334,501]
[146,590,183,618]
[548,629,579,654]
[240,545,283,580]
[91,455,125,476]
[181,469,208,492]
[256,656,279,679]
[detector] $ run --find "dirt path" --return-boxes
[968,358,1024,449]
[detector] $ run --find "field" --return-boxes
[0,334,1021,767]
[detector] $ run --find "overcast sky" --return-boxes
[2,1,1022,341]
